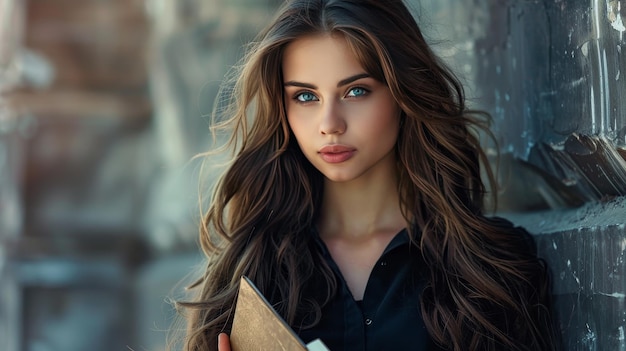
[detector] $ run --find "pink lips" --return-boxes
[318,144,356,163]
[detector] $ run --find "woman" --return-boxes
[178,0,559,350]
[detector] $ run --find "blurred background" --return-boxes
[0,0,624,350]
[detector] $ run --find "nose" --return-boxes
[319,100,346,135]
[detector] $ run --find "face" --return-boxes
[282,33,401,183]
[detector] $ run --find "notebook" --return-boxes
[230,276,330,351]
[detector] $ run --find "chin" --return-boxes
[321,172,356,183]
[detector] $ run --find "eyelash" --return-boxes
[294,91,318,103]
[292,87,370,103]
[345,87,369,98]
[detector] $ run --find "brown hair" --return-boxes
[176,0,558,350]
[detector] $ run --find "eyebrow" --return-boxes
[283,73,371,89]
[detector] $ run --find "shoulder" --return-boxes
[483,215,530,233]
[483,215,538,255]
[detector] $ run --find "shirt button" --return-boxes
[365,318,373,326]
[380,261,387,266]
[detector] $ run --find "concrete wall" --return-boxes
[417,1,626,349]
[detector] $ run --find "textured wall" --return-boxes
[417,1,626,349]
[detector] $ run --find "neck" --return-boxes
[317,163,406,239]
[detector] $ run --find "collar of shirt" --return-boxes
[298,227,443,351]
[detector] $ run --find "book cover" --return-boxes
[230,276,329,351]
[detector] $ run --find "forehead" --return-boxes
[282,33,366,82]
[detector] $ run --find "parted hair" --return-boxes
[175,0,558,350]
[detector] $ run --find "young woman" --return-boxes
[177,0,559,350]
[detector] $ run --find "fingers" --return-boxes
[218,333,232,351]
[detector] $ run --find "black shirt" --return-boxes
[298,229,443,351]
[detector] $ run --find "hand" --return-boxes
[218,333,231,351]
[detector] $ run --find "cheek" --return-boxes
[286,113,297,134]
[286,115,307,147]
[287,107,315,136]
[285,105,298,132]
[358,103,400,135]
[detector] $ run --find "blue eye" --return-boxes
[295,92,318,102]
[346,87,368,97]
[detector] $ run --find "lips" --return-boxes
[318,144,356,163]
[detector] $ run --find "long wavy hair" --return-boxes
[176,0,558,350]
